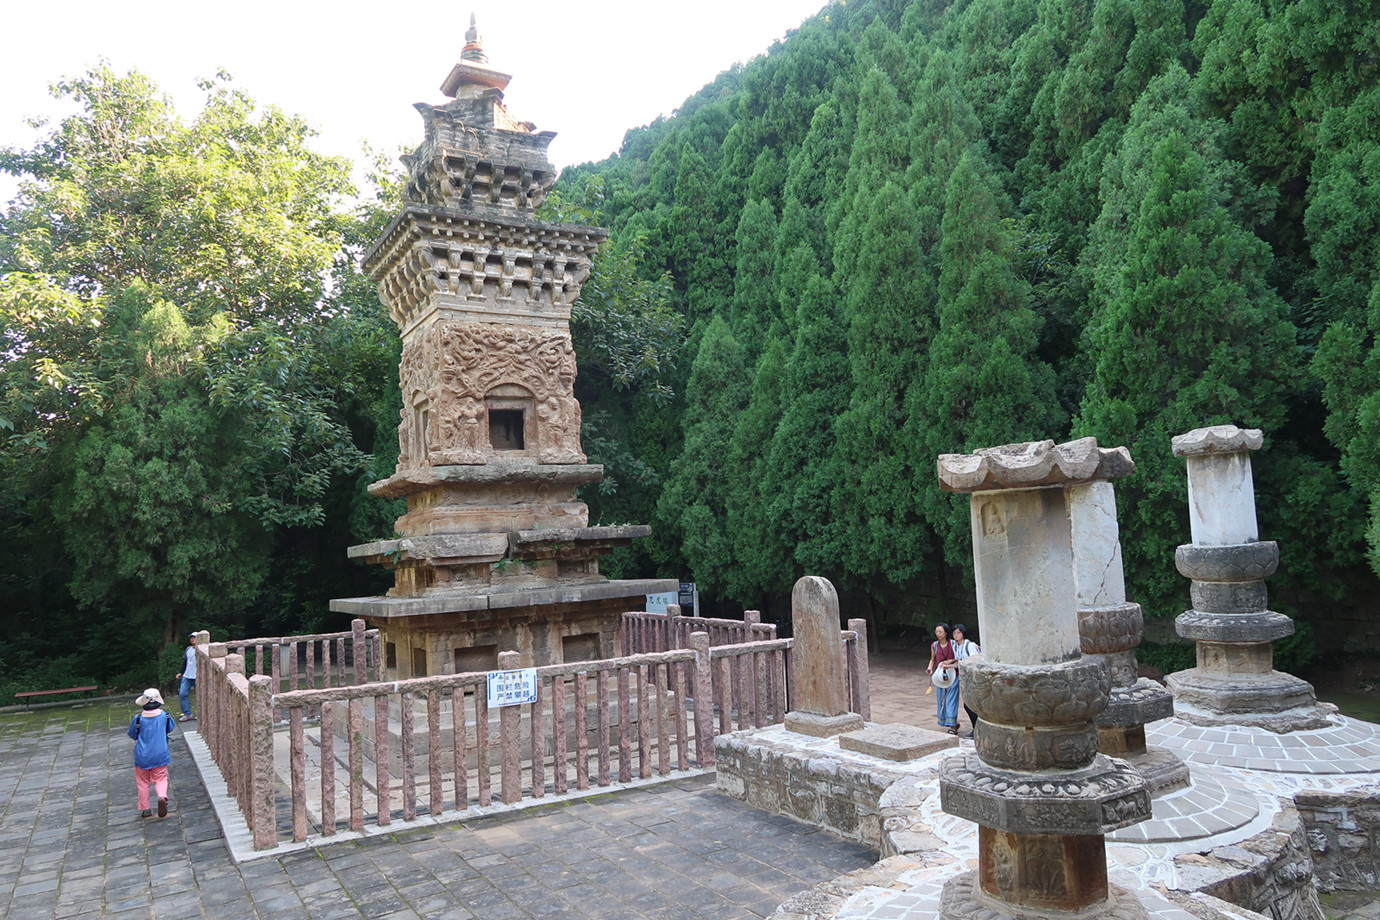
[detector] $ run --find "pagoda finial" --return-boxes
[462,14,489,64]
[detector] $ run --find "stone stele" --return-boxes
[783,576,865,738]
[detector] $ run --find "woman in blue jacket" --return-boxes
[128,688,176,818]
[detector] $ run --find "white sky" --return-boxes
[0,0,828,206]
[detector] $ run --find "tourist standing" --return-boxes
[175,632,198,722]
[952,624,981,738]
[926,623,960,734]
[128,688,176,818]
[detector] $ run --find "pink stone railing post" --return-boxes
[320,701,336,835]
[847,618,872,721]
[401,692,416,821]
[248,675,275,850]
[375,693,391,825]
[575,671,590,788]
[289,705,306,842]
[352,619,367,684]
[428,691,443,815]
[530,678,546,798]
[475,689,491,806]
[498,650,522,804]
[348,697,365,831]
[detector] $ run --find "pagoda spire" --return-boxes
[461,14,488,64]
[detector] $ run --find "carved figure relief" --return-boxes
[1024,836,1068,901]
[992,834,1018,898]
[394,321,586,467]
[981,501,1006,538]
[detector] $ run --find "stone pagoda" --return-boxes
[1166,425,1331,731]
[937,439,1151,920]
[331,18,675,676]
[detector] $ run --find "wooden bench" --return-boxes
[14,685,98,708]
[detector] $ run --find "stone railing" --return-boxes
[618,607,870,721]
[194,622,868,852]
[619,607,777,655]
[222,621,383,718]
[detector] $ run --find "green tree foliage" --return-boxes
[913,153,1063,566]
[723,339,794,605]
[0,66,386,686]
[556,0,1374,634]
[655,317,750,594]
[1075,67,1301,612]
[7,0,1378,669]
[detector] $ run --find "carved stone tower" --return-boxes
[331,19,675,675]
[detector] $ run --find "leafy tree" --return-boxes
[913,153,1063,568]
[655,317,750,595]
[1075,67,1301,613]
[830,65,934,590]
[723,339,794,605]
[0,66,375,684]
[762,271,852,579]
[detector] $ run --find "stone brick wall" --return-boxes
[1295,787,1380,892]
[714,732,901,848]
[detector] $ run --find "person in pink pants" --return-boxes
[128,688,176,818]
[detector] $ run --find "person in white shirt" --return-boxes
[174,633,199,722]
[952,624,981,739]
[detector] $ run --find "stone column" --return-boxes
[1165,425,1329,731]
[938,439,1150,920]
[1069,478,1185,794]
[783,576,865,738]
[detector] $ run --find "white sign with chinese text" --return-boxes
[645,592,675,613]
[486,668,538,708]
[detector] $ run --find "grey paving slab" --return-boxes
[0,701,876,919]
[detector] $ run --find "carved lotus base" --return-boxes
[940,867,1149,920]
[1097,679,1175,728]
[1174,541,1278,582]
[1123,747,1191,797]
[1175,610,1294,644]
[964,658,1111,727]
[1166,668,1334,731]
[939,753,1150,836]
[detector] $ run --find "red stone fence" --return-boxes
[619,606,778,654]
[194,615,870,852]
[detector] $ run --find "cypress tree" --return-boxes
[830,65,934,589]
[723,339,794,605]
[913,153,1064,567]
[1076,67,1300,612]
[655,317,750,596]
[762,271,851,580]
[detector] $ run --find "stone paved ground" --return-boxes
[0,701,875,920]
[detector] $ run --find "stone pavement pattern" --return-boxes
[0,702,874,920]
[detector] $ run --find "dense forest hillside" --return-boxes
[557,0,1380,653]
[2,0,1378,692]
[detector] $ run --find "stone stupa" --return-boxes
[331,17,675,675]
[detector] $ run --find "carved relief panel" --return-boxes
[395,321,585,468]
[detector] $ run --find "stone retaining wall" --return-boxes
[714,731,902,847]
[1295,786,1380,892]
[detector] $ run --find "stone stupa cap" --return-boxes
[1171,424,1263,458]
[441,14,513,97]
[937,437,1134,493]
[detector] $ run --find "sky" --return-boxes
[0,0,829,205]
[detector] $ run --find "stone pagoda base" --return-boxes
[332,577,676,674]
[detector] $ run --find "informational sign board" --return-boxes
[678,582,696,615]
[486,668,538,708]
[645,592,675,614]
